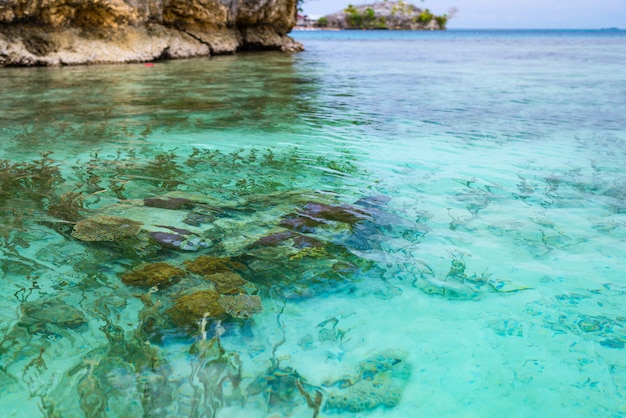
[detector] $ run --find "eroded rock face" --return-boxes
[0,0,302,66]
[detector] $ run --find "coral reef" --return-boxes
[167,290,226,328]
[218,294,263,319]
[120,262,186,288]
[0,142,426,415]
[168,288,263,327]
[71,215,142,242]
[205,271,251,295]
[324,351,411,413]
[184,256,246,276]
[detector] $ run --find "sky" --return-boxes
[300,0,625,29]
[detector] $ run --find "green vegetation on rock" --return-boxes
[322,1,452,30]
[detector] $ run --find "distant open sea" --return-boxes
[1,29,626,417]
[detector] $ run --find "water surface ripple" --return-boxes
[1,29,626,417]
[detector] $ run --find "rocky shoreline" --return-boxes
[0,0,303,66]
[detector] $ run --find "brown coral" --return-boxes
[205,271,249,295]
[71,215,142,242]
[120,262,186,288]
[168,290,226,328]
[184,255,245,276]
[218,294,263,319]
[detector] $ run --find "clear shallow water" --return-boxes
[1,29,626,417]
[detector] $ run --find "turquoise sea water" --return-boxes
[1,29,626,417]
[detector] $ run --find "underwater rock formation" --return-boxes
[21,298,87,332]
[252,230,324,249]
[143,197,195,210]
[0,0,302,66]
[279,201,372,236]
[0,297,87,365]
[247,363,323,417]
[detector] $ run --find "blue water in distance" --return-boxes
[1,29,626,417]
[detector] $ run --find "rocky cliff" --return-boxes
[0,0,302,66]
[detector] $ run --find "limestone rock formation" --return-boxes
[0,0,302,66]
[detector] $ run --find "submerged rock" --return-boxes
[120,262,186,288]
[279,216,321,233]
[183,211,214,227]
[302,202,370,225]
[280,201,372,234]
[143,197,195,210]
[354,195,392,208]
[72,215,142,242]
[149,231,210,251]
[255,230,300,246]
[21,298,87,330]
[0,297,87,363]
[252,230,325,249]
[293,234,325,249]
[247,364,323,416]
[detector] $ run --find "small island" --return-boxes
[312,1,454,31]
